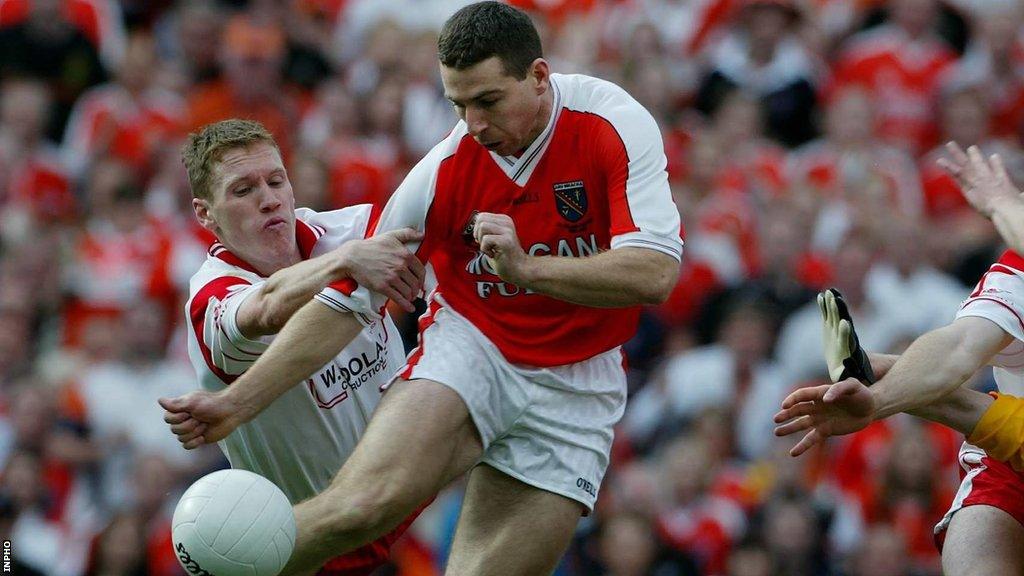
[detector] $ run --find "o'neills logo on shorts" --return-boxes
[176,543,214,576]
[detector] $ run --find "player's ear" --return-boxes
[529,58,549,94]
[193,197,217,231]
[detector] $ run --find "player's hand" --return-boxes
[938,142,1021,218]
[472,212,529,284]
[339,228,425,312]
[159,391,249,449]
[773,378,875,456]
[819,288,874,385]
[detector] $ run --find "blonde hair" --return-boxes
[182,119,278,199]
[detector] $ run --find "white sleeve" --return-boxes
[956,270,1024,343]
[314,131,456,323]
[585,86,683,261]
[203,283,270,375]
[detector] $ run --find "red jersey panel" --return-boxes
[321,73,682,366]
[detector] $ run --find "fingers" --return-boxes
[387,228,424,245]
[945,141,968,165]
[170,418,204,436]
[967,145,991,179]
[823,377,862,402]
[781,384,830,409]
[183,433,208,450]
[379,284,416,313]
[790,429,824,457]
[824,290,838,328]
[774,401,823,423]
[164,410,189,425]
[838,319,851,352]
[936,157,961,179]
[158,396,184,412]
[774,415,814,437]
[991,153,1015,190]
[817,293,826,323]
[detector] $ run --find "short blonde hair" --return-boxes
[182,119,279,200]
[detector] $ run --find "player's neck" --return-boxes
[515,88,555,158]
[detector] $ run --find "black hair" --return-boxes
[438,1,543,79]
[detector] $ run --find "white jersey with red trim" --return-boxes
[956,250,1024,396]
[184,206,405,503]
[318,72,683,367]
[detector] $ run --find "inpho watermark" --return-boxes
[3,539,10,572]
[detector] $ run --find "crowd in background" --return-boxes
[1,0,1021,574]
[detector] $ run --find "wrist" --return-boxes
[221,386,258,425]
[510,255,542,289]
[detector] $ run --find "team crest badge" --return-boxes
[553,180,587,222]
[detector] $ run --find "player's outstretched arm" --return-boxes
[237,228,424,338]
[775,290,1009,455]
[161,300,363,448]
[940,142,1024,254]
[472,212,679,306]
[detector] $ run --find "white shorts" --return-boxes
[391,300,627,511]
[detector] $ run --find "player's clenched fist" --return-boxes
[472,212,530,284]
[159,391,250,449]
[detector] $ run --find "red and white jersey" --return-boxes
[318,73,683,367]
[957,250,1024,397]
[185,206,405,503]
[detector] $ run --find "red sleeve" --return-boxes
[189,276,251,384]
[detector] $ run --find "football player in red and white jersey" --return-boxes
[162,3,682,574]
[773,145,1024,575]
[160,119,428,576]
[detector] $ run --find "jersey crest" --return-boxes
[553,180,588,222]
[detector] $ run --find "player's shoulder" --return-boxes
[554,73,660,145]
[295,205,371,231]
[187,250,258,299]
[556,73,645,116]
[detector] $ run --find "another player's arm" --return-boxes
[867,317,1011,419]
[940,142,1024,253]
[238,229,424,338]
[162,301,362,448]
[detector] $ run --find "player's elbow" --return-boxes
[636,259,680,305]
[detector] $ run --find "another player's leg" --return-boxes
[942,505,1024,576]
[284,377,483,575]
[444,464,584,576]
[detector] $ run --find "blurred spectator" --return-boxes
[593,510,700,576]
[955,0,1024,140]
[0,78,77,228]
[697,0,819,147]
[625,297,790,459]
[726,538,774,576]
[153,0,225,84]
[83,512,149,576]
[62,32,185,180]
[847,524,913,576]
[2,450,65,574]
[0,0,110,139]
[789,86,923,225]
[186,13,304,160]
[655,433,747,575]
[67,299,200,509]
[757,495,829,576]
[831,0,957,154]
[0,0,127,70]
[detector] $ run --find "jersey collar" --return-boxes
[488,75,562,187]
[208,217,324,276]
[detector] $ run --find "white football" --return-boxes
[172,469,296,576]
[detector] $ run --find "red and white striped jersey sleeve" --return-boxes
[956,252,1024,344]
[188,276,268,382]
[562,75,684,261]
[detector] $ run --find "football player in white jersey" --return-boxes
[161,119,427,574]
[774,145,1024,576]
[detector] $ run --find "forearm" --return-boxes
[871,325,990,420]
[867,352,900,378]
[907,388,994,435]
[224,300,363,421]
[516,248,679,307]
[989,194,1024,255]
[240,253,349,338]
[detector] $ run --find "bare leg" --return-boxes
[444,464,584,576]
[943,505,1024,576]
[283,379,483,575]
